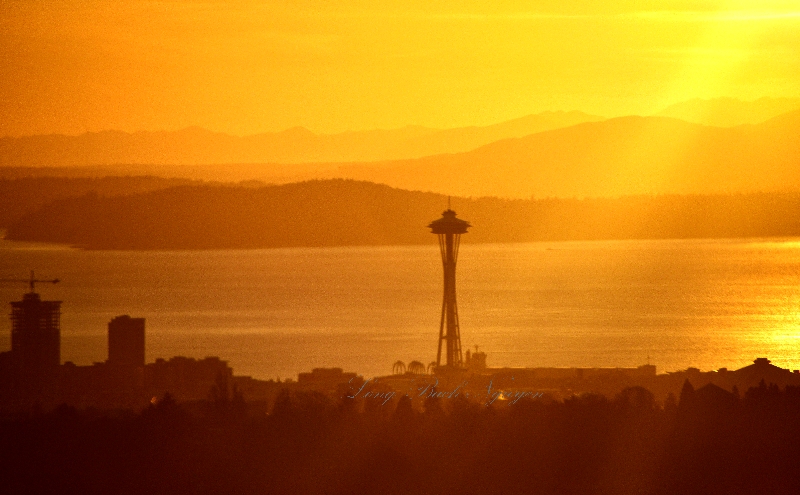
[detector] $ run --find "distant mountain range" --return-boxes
[0,111,604,166]
[656,97,800,127]
[2,98,799,200]
[326,109,800,198]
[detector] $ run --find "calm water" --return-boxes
[1,238,800,379]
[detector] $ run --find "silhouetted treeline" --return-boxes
[6,178,800,249]
[0,175,197,228]
[3,383,800,494]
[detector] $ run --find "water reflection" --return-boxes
[1,237,800,378]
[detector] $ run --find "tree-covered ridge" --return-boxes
[0,175,198,229]
[6,178,800,249]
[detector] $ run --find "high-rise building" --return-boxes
[10,291,62,378]
[108,315,145,368]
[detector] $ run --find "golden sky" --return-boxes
[1,0,799,136]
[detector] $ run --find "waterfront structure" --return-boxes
[108,315,146,368]
[428,208,471,368]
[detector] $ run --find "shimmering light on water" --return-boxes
[1,237,800,379]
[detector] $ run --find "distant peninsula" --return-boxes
[5,178,800,250]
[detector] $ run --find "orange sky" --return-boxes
[1,1,799,137]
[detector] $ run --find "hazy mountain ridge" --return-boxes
[4,103,799,200]
[656,96,800,127]
[0,111,604,166]
[326,111,800,198]
[7,179,800,250]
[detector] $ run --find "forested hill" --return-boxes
[0,175,199,228]
[6,179,800,249]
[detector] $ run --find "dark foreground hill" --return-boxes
[3,384,800,495]
[6,179,800,249]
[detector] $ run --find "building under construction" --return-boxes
[5,273,62,395]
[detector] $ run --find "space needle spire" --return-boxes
[428,206,470,368]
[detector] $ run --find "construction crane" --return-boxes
[0,270,59,293]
